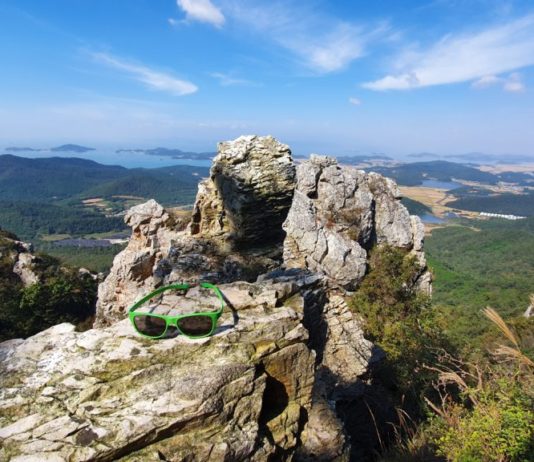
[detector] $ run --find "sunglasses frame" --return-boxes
[128,282,225,339]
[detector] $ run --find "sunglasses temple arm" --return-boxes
[128,283,191,312]
[199,282,225,312]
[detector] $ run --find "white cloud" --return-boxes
[210,72,255,86]
[290,24,367,73]
[363,14,534,90]
[348,97,361,105]
[472,74,502,88]
[177,0,225,28]
[503,72,526,92]
[91,52,198,96]
[222,1,388,73]
[471,72,526,92]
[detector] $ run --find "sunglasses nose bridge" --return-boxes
[168,316,180,328]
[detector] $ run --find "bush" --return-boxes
[348,245,444,398]
[426,308,534,462]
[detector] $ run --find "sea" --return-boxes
[3,149,213,169]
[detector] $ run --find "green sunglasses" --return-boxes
[128,282,225,339]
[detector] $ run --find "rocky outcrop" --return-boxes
[96,136,296,327]
[95,200,179,327]
[190,135,296,248]
[0,136,434,461]
[283,155,431,292]
[0,231,40,287]
[0,275,367,462]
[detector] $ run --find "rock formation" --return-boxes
[0,279,316,461]
[283,155,431,292]
[0,230,40,287]
[1,136,431,461]
[190,135,296,248]
[96,135,296,326]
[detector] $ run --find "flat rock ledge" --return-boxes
[0,274,375,461]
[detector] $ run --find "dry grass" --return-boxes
[483,305,534,368]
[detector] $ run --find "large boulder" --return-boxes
[283,155,431,292]
[94,200,179,327]
[1,273,377,461]
[190,135,296,248]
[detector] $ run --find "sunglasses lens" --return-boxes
[133,315,167,337]
[177,315,214,337]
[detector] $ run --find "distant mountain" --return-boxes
[116,147,215,160]
[5,147,44,152]
[449,152,534,164]
[0,154,209,204]
[408,152,441,159]
[51,144,95,153]
[368,160,531,186]
[336,154,392,164]
[294,153,392,162]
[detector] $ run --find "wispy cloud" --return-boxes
[91,52,198,96]
[176,0,225,28]
[221,0,389,74]
[472,72,526,92]
[348,97,361,105]
[363,14,534,90]
[471,74,502,89]
[210,72,257,86]
[503,72,526,92]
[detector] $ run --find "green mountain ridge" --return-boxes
[0,154,209,203]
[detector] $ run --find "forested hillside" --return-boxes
[0,155,208,204]
[449,190,534,216]
[0,200,126,240]
[0,155,208,245]
[426,217,534,348]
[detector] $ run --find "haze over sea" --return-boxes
[1,149,213,169]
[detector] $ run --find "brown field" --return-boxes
[400,186,481,229]
[111,195,145,200]
[400,186,455,217]
[478,163,534,174]
[82,198,107,208]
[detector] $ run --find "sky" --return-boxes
[0,0,534,157]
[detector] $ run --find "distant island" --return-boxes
[5,147,45,152]
[5,144,95,153]
[336,154,392,164]
[409,152,442,159]
[50,144,95,153]
[293,153,392,163]
[116,147,215,160]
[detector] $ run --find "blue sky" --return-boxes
[1,0,534,157]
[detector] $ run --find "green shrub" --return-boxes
[426,309,534,462]
[348,245,444,398]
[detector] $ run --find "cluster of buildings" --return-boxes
[479,212,526,220]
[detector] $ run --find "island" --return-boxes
[50,144,96,153]
[116,147,215,160]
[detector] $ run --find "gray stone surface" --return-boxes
[190,135,296,248]
[283,155,431,291]
[1,281,318,462]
